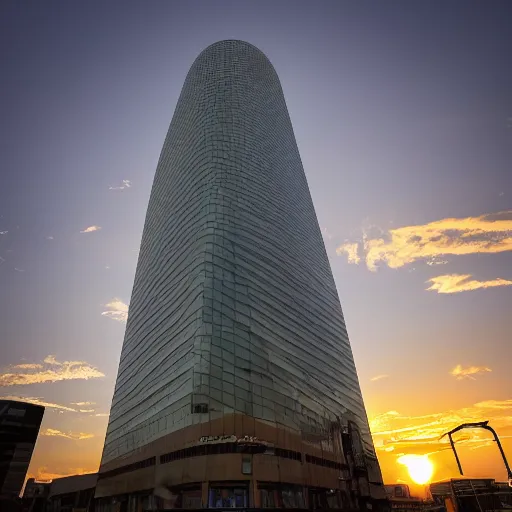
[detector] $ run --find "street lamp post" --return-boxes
[439,421,512,487]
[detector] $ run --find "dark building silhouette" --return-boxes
[96,40,384,510]
[0,400,44,499]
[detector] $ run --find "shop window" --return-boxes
[260,486,305,509]
[182,490,202,509]
[209,487,248,508]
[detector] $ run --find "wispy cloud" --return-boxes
[450,364,492,380]
[94,413,109,417]
[109,179,132,191]
[336,242,360,264]
[473,399,512,410]
[11,363,43,370]
[338,210,512,271]
[29,466,96,481]
[426,274,512,294]
[0,356,104,387]
[426,258,448,266]
[0,395,77,412]
[370,398,512,456]
[0,230,8,235]
[101,298,128,323]
[80,225,101,234]
[72,401,95,407]
[46,236,54,240]
[370,374,389,382]
[41,428,94,440]
[321,227,334,241]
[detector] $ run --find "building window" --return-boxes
[209,487,248,508]
[242,455,252,475]
[309,488,340,510]
[260,485,305,509]
[193,403,209,414]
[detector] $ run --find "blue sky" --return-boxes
[0,0,511,487]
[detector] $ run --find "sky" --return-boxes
[1,0,511,494]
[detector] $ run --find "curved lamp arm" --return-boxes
[439,421,512,484]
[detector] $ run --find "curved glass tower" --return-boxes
[96,40,384,510]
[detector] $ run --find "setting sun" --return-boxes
[397,454,434,485]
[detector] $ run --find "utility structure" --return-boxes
[440,421,512,487]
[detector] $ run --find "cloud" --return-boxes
[109,179,132,191]
[0,230,8,235]
[426,259,448,266]
[94,413,109,417]
[0,356,104,387]
[450,364,492,380]
[336,242,360,264]
[101,298,129,322]
[473,400,512,410]
[0,395,77,412]
[337,210,512,271]
[41,428,94,440]
[29,467,96,481]
[370,374,389,382]
[426,274,512,294]
[72,401,95,406]
[12,363,43,370]
[46,236,54,240]
[80,225,101,234]
[321,227,334,240]
[369,398,512,457]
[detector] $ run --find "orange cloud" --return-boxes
[11,363,43,370]
[369,400,512,487]
[371,374,389,382]
[41,428,94,440]
[0,356,104,387]
[450,364,492,380]
[426,274,512,294]
[101,298,129,322]
[28,466,97,481]
[370,399,512,452]
[336,242,360,264]
[0,395,78,412]
[473,400,512,410]
[337,210,512,271]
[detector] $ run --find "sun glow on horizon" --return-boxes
[397,454,434,485]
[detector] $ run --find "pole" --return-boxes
[447,432,464,476]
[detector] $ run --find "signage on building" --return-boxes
[199,435,260,444]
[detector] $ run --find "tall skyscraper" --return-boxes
[96,40,384,510]
[0,400,44,499]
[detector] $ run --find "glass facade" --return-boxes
[98,39,384,506]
